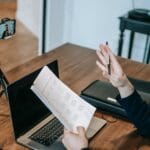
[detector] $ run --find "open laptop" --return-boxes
[7,60,106,150]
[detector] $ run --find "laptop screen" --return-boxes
[7,60,59,139]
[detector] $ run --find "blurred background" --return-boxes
[0,0,149,74]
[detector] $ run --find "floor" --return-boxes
[0,1,38,73]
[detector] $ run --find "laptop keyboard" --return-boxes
[30,117,64,146]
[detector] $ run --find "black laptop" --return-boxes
[7,60,66,150]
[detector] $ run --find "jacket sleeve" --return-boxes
[117,90,150,138]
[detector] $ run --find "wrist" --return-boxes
[116,74,129,88]
[118,78,134,98]
[110,73,131,88]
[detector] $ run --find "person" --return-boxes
[62,44,150,150]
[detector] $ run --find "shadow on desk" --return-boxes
[112,130,150,150]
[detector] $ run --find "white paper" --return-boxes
[31,66,96,133]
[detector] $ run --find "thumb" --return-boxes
[64,128,70,135]
[77,126,86,136]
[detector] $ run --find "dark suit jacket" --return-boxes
[117,90,150,138]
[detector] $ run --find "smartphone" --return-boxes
[0,18,16,39]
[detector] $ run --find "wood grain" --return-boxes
[0,44,150,150]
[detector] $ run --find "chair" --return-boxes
[118,9,150,64]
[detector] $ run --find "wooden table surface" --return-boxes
[0,43,150,150]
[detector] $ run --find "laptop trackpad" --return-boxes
[86,116,107,139]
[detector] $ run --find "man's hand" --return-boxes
[96,44,134,98]
[62,126,88,150]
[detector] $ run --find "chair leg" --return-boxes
[146,45,150,64]
[143,35,149,63]
[118,30,124,56]
[128,31,134,59]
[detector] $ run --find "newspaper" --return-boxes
[31,66,96,133]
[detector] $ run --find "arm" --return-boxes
[96,44,150,138]
[117,90,150,138]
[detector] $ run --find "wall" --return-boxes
[68,0,131,51]
[17,0,68,54]
[17,0,42,37]
[45,0,67,52]
[63,0,150,61]
[17,0,150,61]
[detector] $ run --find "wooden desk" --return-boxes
[0,43,150,150]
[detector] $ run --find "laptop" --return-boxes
[7,60,106,150]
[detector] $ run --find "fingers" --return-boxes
[63,127,85,137]
[96,60,107,72]
[96,60,110,79]
[99,44,115,63]
[96,48,108,66]
[96,44,111,69]
[63,128,72,139]
[77,126,86,137]
[62,138,66,147]
[97,44,123,73]
[96,44,110,74]
[102,70,109,79]
[63,129,72,145]
[99,45,109,64]
[101,44,121,67]
[64,128,70,134]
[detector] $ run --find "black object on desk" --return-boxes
[0,60,59,98]
[0,68,9,97]
[118,9,150,64]
[80,77,150,119]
